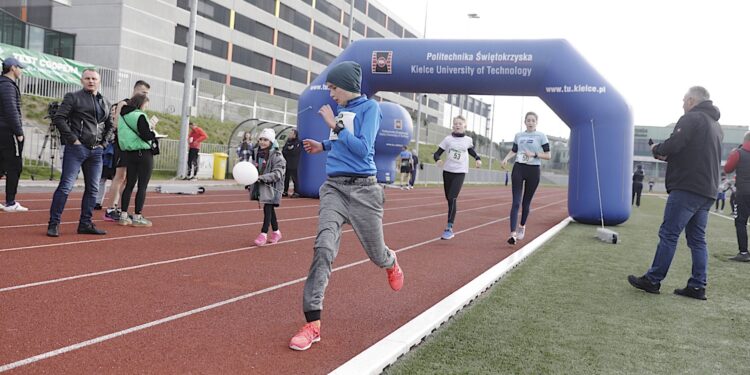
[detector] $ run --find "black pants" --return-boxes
[121,150,154,215]
[442,171,465,225]
[0,138,23,205]
[735,192,750,253]
[187,148,199,177]
[284,168,298,194]
[632,182,643,207]
[509,163,540,232]
[262,203,279,232]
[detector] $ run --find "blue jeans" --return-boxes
[49,144,103,225]
[645,190,713,288]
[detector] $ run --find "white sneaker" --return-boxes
[3,202,28,212]
[517,226,526,240]
[0,202,4,209]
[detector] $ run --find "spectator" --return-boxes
[185,122,208,180]
[250,127,286,245]
[102,80,150,220]
[723,133,750,262]
[47,69,113,237]
[409,149,419,188]
[715,173,728,212]
[282,129,302,197]
[628,86,722,300]
[0,57,28,212]
[236,131,254,162]
[632,165,644,207]
[117,94,158,227]
[648,178,655,192]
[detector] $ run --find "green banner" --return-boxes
[0,43,95,85]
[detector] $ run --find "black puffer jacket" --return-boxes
[53,89,113,148]
[653,100,723,199]
[0,75,23,147]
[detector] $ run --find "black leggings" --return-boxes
[262,203,279,233]
[443,171,465,225]
[509,163,540,232]
[121,150,154,215]
[632,182,643,207]
[187,148,199,177]
[284,168,298,194]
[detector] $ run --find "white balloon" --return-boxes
[232,161,259,185]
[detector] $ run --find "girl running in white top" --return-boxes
[501,112,551,245]
[433,116,482,240]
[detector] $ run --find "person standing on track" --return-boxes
[250,128,286,246]
[433,115,482,240]
[501,111,551,245]
[290,61,404,351]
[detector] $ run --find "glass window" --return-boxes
[404,30,417,38]
[276,61,292,79]
[280,4,312,31]
[58,33,75,59]
[313,21,339,46]
[0,11,25,47]
[310,72,318,82]
[27,26,44,52]
[311,47,335,65]
[366,28,382,38]
[232,76,270,93]
[315,0,341,22]
[353,19,365,35]
[291,66,308,84]
[275,89,299,100]
[277,31,309,57]
[354,0,367,14]
[234,13,273,44]
[177,0,230,26]
[175,25,227,58]
[368,5,386,27]
[172,62,225,83]
[244,0,275,15]
[428,99,439,110]
[234,45,272,72]
[387,19,403,37]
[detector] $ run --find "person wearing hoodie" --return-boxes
[250,127,286,246]
[628,86,723,301]
[723,132,750,262]
[291,61,404,351]
[117,94,157,227]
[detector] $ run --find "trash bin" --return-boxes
[212,152,229,180]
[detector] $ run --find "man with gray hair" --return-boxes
[723,131,750,262]
[628,86,722,300]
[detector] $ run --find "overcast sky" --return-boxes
[375,0,748,142]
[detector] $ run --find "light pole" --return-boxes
[414,0,430,159]
[177,0,198,179]
[488,96,496,169]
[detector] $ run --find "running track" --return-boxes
[0,186,568,373]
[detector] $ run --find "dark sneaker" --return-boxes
[627,274,661,294]
[674,286,707,300]
[94,203,103,210]
[47,223,59,237]
[77,223,107,235]
[729,252,750,262]
[291,193,300,198]
[104,208,120,222]
[507,236,517,245]
[282,192,289,197]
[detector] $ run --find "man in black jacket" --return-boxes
[282,129,302,197]
[47,69,113,237]
[628,86,722,300]
[0,57,28,212]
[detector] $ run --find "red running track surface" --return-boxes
[0,186,568,374]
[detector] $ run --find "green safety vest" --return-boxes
[118,109,151,151]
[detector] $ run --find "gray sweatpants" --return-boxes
[302,176,395,315]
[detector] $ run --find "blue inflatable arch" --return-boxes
[297,39,633,225]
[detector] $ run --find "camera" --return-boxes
[45,101,59,119]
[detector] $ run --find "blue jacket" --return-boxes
[321,95,381,176]
[0,76,24,145]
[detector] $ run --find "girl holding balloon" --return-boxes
[235,128,286,246]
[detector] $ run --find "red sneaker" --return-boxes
[386,250,404,291]
[289,322,321,351]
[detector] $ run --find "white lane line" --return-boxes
[0,192,471,230]
[0,195,565,292]
[0,199,567,372]
[0,191,519,253]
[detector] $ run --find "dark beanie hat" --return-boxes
[326,61,361,93]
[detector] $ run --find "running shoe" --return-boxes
[104,208,120,222]
[131,214,152,227]
[118,211,132,226]
[289,322,321,351]
[507,236,517,245]
[254,233,268,246]
[386,250,404,291]
[3,202,28,212]
[517,226,526,240]
[441,228,454,240]
[269,230,282,244]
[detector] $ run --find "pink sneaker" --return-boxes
[254,233,268,246]
[289,322,321,351]
[386,250,404,291]
[268,230,282,244]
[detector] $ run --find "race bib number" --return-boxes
[329,111,356,140]
[516,153,530,163]
[449,148,462,160]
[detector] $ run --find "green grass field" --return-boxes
[385,195,750,375]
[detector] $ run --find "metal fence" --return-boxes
[194,79,298,125]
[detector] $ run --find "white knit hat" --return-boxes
[258,128,276,141]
